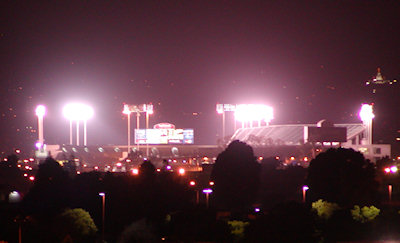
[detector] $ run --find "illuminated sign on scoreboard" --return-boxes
[135,129,194,144]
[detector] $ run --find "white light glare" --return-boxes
[35,105,46,117]
[234,104,273,123]
[63,103,94,121]
[359,104,374,122]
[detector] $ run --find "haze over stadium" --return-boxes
[1,1,399,155]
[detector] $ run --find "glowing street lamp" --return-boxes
[202,188,213,208]
[35,105,46,147]
[359,104,374,145]
[99,192,106,241]
[302,185,309,203]
[63,103,94,146]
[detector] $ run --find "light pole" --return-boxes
[203,188,213,208]
[63,103,94,146]
[302,185,309,203]
[76,120,80,146]
[136,112,140,152]
[99,192,106,241]
[216,104,236,140]
[35,105,46,146]
[145,104,153,157]
[359,104,375,145]
[123,105,132,155]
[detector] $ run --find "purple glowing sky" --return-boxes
[1,1,399,154]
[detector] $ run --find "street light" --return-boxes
[202,188,213,208]
[99,192,106,241]
[302,185,309,203]
[63,103,94,146]
[359,104,374,145]
[35,105,46,147]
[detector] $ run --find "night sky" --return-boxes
[1,1,400,155]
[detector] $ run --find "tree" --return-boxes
[22,157,72,215]
[312,199,340,220]
[245,201,317,243]
[351,205,380,223]
[210,140,261,212]
[306,148,378,207]
[56,208,98,243]
[0,154,30,197]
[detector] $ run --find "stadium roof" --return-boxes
[230,123,365,146]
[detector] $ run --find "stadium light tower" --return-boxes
[35,105,46,147]
[63,103,94,146]
[359,103,374,145]
[123,104,132,155]
[145,104,153,157]
[216,104,236,139]
[234,104,273,128]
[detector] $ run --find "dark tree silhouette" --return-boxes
[245,201,317,243]
[22,157,72,215]
[139,160,156,181]
[210,140,261,212]
[306,148,378,206]
[0,154,30,197]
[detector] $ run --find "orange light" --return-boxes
[189,180,196,186]
[209,181,215,186]
[29,176,35,181]
[178,168,185,175]
[132,168,139,175]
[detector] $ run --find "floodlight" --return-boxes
[234,104,273,123]
[35,105,46,117]
[123,104,131,115]
[359,104,374,122]
[63,103,94,121]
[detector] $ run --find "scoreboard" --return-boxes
[135,129,194,144]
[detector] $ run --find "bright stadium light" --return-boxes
[234,104,273,127]
[359,104,374,122]
[63,103,94,146]
[359,104,374,145]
